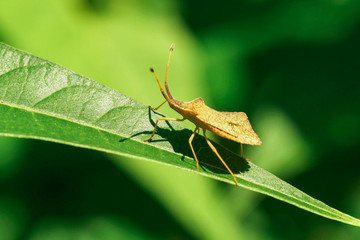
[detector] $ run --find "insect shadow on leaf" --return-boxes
[145,107,251,178]
[118,104,251,180]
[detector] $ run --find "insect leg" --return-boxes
[149,100,167,110]
[240,143,251,161]
[188,126,200,169]
[203,129,239,186]
[241,143,243,158]
[144,117,185,142]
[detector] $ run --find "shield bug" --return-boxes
[144,44,261,185]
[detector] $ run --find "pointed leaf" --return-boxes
[0,42,359,226]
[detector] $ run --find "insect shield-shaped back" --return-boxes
[209,111,262,145]
[182,98,261,146]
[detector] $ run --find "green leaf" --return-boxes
[0,42,359,227]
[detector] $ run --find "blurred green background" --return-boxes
[1,0,360,239]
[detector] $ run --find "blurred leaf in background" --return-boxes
[0,0,360,239]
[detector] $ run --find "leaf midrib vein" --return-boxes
[0,100,187,158]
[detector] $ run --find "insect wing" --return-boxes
[197,109,261,145]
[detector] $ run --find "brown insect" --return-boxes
[144,44,261,185]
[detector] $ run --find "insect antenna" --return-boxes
[150,68,170,102]
[164,43,175,99]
